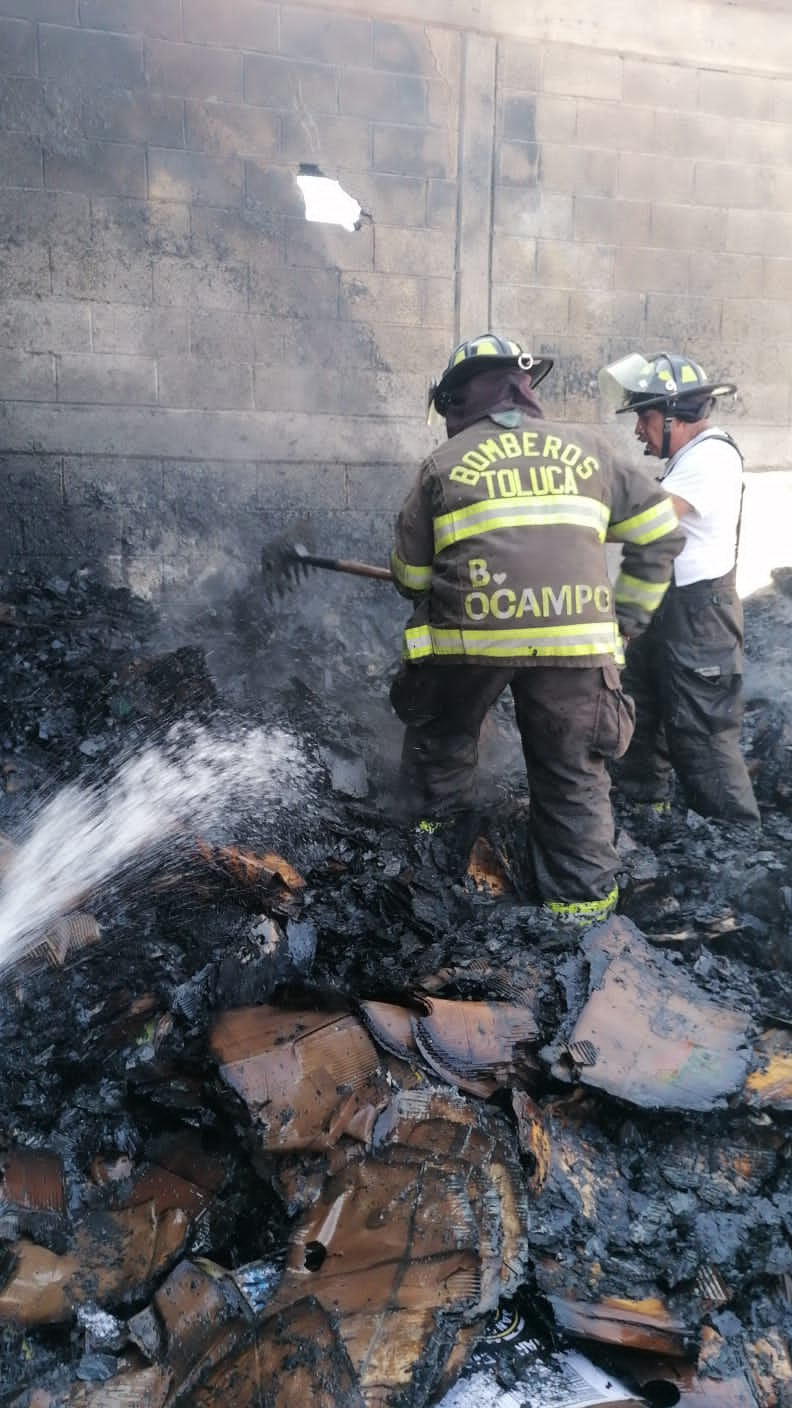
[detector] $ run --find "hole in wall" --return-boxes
[296,162,366,231]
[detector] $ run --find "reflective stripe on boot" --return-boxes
[542,884,619,927]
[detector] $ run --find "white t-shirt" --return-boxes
[661,428,743,587]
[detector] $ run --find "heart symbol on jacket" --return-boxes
[493,573,507,585]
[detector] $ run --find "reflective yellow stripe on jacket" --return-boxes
[614,571,670,615]
[390,551,432,592]
[403,619,622,661]
[608,497,678,546]
[433,496,610,553]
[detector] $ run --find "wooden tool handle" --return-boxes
[300,554,393,581]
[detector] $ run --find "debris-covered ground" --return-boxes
[0,560,791,1408]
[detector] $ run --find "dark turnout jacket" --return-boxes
[391,413,684,669]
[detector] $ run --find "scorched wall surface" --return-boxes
[0,0,791,592]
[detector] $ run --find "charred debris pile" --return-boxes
[0,564,791,1408]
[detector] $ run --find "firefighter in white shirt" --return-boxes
[598,350,760,824]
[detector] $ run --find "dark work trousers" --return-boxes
[389,661,635,904]
[615,574,759,823]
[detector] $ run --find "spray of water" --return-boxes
[0,723,315,972]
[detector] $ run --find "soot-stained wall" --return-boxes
[1,0,791,594]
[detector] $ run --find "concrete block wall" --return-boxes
[0,0,790,594]
[492,26,792,448]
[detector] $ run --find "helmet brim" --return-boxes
[614,381,737,414]
[430,353,554,414]
[598,354,737,415]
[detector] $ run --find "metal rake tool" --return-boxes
[261,533,393,601]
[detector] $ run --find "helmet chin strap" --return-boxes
[661,412,674,458]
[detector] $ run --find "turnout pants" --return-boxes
[616,574,759,823]
[390,661,635,909]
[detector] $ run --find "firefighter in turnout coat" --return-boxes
[598,350,760,825]
[389,334,685,924]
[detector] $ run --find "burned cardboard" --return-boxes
[373,1087,536,1311]
[0,1148,67,1252]
[209,1004,390,1151]
[185,1296,366,1407]
[465,834,516,898]
[609,1320,792,1406]
[0,1202,190,1326]
[28,1084,538,1406]
[8,1363,173,1407]
[253,1085,536,1406]
[544,916,753,1111]
[437,1300,645,1407]
[744,1026,792,1110]
[20,911,102,972]
[195,840,305,912]
[413,995,540,1095]
[127,1256,252,1385]
[1,569,792,1404]
[542,1289,691,1358]
[1,1149,66,1218]
[358,995,425,1061]
[523,1080,792,1396]
[141,1130,228,1198]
